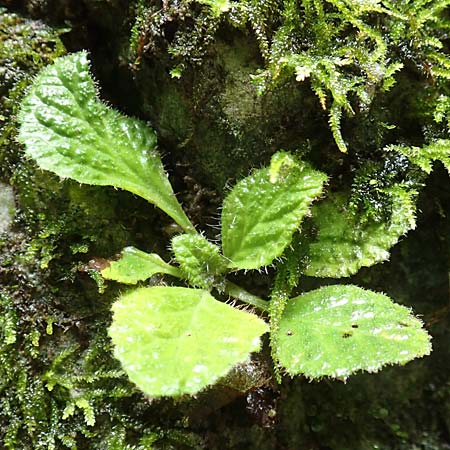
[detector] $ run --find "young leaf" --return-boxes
[109,287,268,397]
[101,247,181,284]
[389,140,450,175]
[304,187,416,278]
[275,285,431,379]
[222,152,327,270]
[171,234,227,289]
[18,52,195,233]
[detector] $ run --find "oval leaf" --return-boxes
[222,152,327,270]
[109,287,268,397]
[275,285,431,379]
[304,187,416,278]
[18,52,194,233]
[101,247,181,284]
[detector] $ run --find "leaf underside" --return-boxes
[222,152,327,270]
[109,287,268,397]
[304,187,416,278]
[18,52,194,232]
[101,247,180,284]
[275,285,431,379]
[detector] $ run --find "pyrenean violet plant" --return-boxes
[18,52,431,398]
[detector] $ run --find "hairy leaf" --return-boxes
[390,140,450,174]
[18,52,194,232]
[171,234,227,289]
[109,287,268,397]
[304,187,416,278]
[101,247,181,284]
[222,152,327,270]
[275,285,431,379]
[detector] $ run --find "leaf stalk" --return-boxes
[223,281,269,312]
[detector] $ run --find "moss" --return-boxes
[2,2,450,449]
[0,8,182,449]
[126,0,450,194]
[0,7,65,180]
[134,30,324,193]
[0,261,165,449]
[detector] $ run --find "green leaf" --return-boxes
[18,52,194,233]
[222,152,327,270]
[389,140,450,174]
[109,287,268,397]
[171,234,227,289]
[268,238,303,382]
[275,285,431,379]
[304,187,416,278]
[101,247,181,284]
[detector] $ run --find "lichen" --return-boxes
[0,183,15,233]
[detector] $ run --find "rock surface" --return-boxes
[0,2,449,449]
